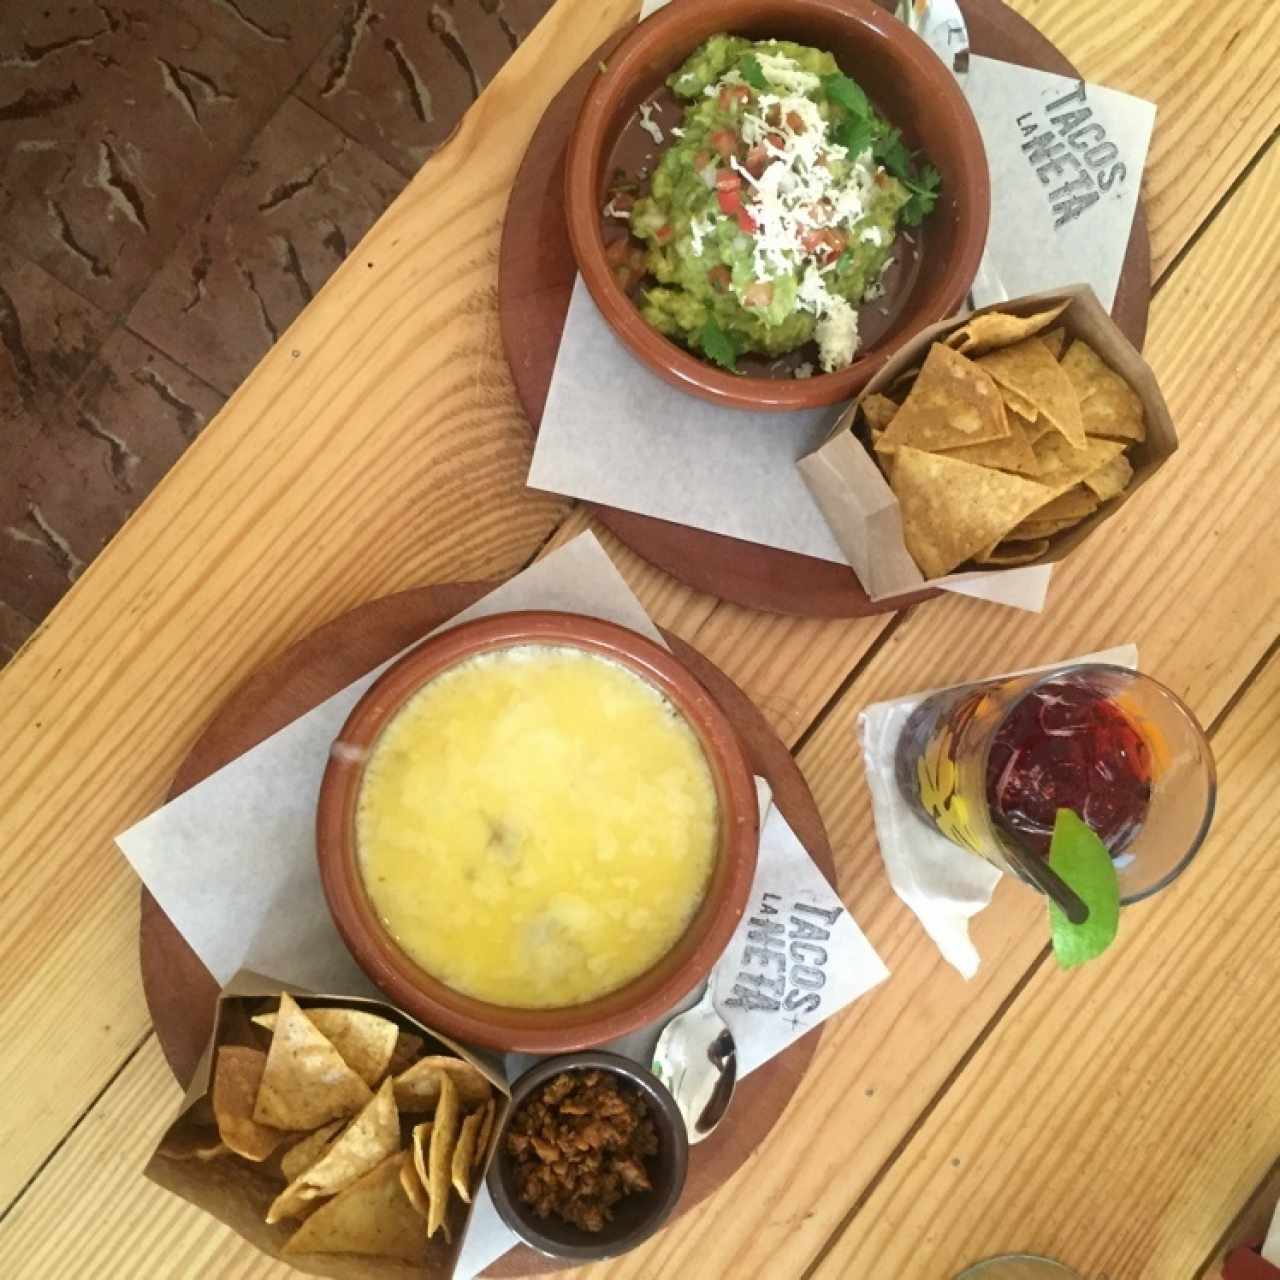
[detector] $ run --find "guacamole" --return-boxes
[608,35,940,376]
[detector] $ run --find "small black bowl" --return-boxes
[486,1051,689,1261]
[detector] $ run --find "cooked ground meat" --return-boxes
[506,1070,660,1232]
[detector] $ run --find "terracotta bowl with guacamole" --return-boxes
[316,612,760,1053]
[564,0,989,410]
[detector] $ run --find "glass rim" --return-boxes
[979,663,1217,906]
[953,1255,1082,1279]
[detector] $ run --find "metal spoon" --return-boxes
[651,980,737,1143]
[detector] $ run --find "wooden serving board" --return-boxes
[138,581,839,1277]
[498,0,1152,618]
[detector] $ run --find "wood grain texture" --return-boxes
[2,0,1280,1276]
[520,127,1280,1280]
[812,653,1280,1279]
[0,0,635,1211]
[1011,0,1280,278]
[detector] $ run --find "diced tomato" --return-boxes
[786,110,806,134]
[800,229,826,255]
[717,84,751,110]
[767,131,786,150]
[653,223,674,244]
[715,168,741,192]
[715,186,757,234]
[745,144,770,178]
[707,264,732,292]
[825,229,849,260]
[766,104,781,126]
[709,128,736,160]
[800,227,848,264]
[743,281,774,308]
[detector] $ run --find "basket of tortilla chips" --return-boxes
[147,971,507,1277]
[798,284,1176,601]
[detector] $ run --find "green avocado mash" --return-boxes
[614,35,940,375]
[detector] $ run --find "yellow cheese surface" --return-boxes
[357,645,719,1008]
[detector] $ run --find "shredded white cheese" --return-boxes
[602,197,631,221]
[637,100,664,144]
[689,215,715,257]
[794,362,815,379]
[814,295,860,373]
[754,51,821,94]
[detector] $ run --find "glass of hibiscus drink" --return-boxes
[894,664,1216,912]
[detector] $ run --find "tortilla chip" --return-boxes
[395,1056,492,1112]
[1040,326,1067,359]
[159,1127,230,1162]
[860,393,899,434]
[1083,453,1134,501]
[978,338,1086,449]
[1007,516,1082,540]
[1020,412,1055,445]
[999,384,1039,422]
[412,1121,433,1195]
[283,1152,428,1263]
[212,1046,285,1162]
[427,1072,460,1240]
[876,345,1009,455]
[452,1112,481,1203]
[280,1121,345,1184]
[473,1099,496,1172]
[949,301,1070,356]
[890,446,1055,578]
[1028,485,1098,522]
[266,1078,400,1224]
[253,992,372,1131]
[1060,340,1147,441]
[940,415,1037,474]
[252,1007,398,1088]
[1030,433,1127,491]
[976,538,1051,566]
[388,1030,426,1077]
[400,1157,430,1219]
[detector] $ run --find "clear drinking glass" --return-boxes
[954,1256,1082,1280]
[894,663,1216,906]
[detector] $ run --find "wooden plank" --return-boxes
[812,653,1280,1279]
[546,133,1280,1280]
[537,507,720,640]
[0,0,636,1210]
[1014,0,1280,277]
[0,1038,284,1277]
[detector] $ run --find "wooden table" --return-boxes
[1,0,1278,1275]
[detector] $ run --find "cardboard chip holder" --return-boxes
[146,970,509,1278]
[797,284,1178,601]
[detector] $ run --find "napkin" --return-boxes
[857,644,1137,977]
[526,4,1153,614]
[116,530,888,1277]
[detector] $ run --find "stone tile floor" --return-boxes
[0,0,552,664]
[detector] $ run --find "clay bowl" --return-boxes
[564,0,990,411]
[316,611,760,1054]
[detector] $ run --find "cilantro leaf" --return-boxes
[700,316,739,372]
[822,72,871,119]
[873,126,912,179]
[1047,809,1120,969]
[834,116,873,158]
[739,54,769,91]
[901,163,942,225]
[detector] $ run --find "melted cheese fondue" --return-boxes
[356,644,718,1008]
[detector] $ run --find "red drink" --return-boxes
[985,682,1152,858]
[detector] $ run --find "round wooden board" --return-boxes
[139,583,839,1277]
[499,0,1151,618]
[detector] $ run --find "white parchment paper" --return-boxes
[117,531,887,1278]
[857,644,1137,977]
[966,56,1157,313]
